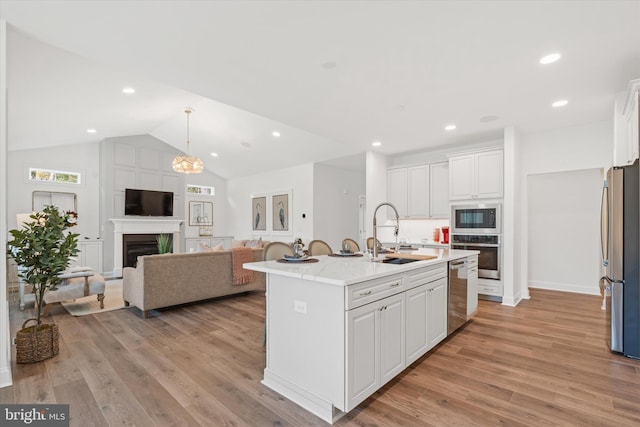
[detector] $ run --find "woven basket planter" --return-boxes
[15,319,59,364]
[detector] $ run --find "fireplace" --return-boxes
[123,234,173,268]
[110,218,182,277]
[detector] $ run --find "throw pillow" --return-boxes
[246,237,262,248]
[231,240,245,248]
[211,242,224,251]
[196,242,213,252]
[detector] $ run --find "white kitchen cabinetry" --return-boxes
[388,166,429,218]
[467,255,479,318]
[387,168,409,217]
[407,165,430,217]
[76,240,103,273]
[625,82,639,163]
[346,292,405,411]
[429,162,449,217]
[449,149,503,200]
[614,79,640,166]
[387,163,448,218]
[405,264,447,366]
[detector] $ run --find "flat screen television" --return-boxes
[125,188,174,217]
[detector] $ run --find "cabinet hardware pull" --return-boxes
[390,283,400,287]
[359,290,372,296]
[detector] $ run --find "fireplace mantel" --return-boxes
[110,218,183,277]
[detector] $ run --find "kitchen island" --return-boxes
[244,248,478,424]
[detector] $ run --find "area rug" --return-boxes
[60,279,126,316]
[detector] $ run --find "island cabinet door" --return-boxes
[427,277,448,349]
[405,284,429,366]
[345,292,405,412]
[380,294,406,385]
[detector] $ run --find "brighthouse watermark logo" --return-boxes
[1,405,69,426]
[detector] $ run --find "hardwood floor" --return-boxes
[5,288,640,426]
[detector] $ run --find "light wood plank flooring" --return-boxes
[4,288,640,426]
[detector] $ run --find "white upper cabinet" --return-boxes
[387,168,409,218]
[449,149,503,200]
[614,79,640,166]
[407,165,430,217]
[387,162,448,218]
[429,162,449,217]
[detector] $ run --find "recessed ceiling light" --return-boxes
[86,128,97,133]
[122,87,135,94]
[210,152,218,157]
[479,115,499,123]
[552,99,569,108]
[540,53,561,65]
[272,131,281,137]
[444,124,456,131]
[372,141,382,147]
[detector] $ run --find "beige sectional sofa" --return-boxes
[123,249,265,318]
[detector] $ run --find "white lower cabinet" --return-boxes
[346,292,405,411]
[77,240,103,273]
[405,277,447,366]
[467,255,479,318]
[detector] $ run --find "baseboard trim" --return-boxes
[529,280,600,296]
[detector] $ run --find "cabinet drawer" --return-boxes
[346,276,404,310]
[478,283,502,296]
[406,264,447,290]
[467,255,478,269]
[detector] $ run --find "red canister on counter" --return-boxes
[441,226,449,244]
[432,228,440,242]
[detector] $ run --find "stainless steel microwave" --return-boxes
[451,204,501,234]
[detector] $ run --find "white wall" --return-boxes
[226,163,314,244]
[521,120,613,295]
[1,18,12,389]
[528,169,603,294]
[503,127,523,306]
[184,170,229,239]
[521,121,613,175]
[313,163,365,250]
[7,142,101,238]
[365,151,388,238]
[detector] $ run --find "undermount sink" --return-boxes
[382,257,419,265]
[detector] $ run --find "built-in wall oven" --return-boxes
[451,234,501,280]
[451,204,501,234]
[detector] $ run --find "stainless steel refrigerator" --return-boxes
[601,159,640,358]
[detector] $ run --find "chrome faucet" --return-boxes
[372,202,400,260]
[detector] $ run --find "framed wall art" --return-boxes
[189,201,213,226]
[272,192,289,232]
[252,196,267,231]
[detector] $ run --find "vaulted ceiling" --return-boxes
[2,1,639,179]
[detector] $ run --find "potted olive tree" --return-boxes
[7,206,79,363]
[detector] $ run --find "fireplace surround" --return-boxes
[110,218,182,277]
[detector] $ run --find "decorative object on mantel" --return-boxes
[8,206,79,363]
[172,108,204,174]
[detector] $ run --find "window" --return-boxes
[29,168,81,184]
[186,184,215,196]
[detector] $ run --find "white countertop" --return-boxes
[382,240,450,248]
[244,248,479,286]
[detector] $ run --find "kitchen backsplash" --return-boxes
[377,218,450,244]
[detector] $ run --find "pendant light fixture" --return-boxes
[172,108,204,174]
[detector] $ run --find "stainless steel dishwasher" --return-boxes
[448,259,468,334]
